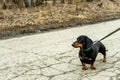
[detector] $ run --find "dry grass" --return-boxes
[0,0,120,38]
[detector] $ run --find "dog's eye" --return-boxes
[76,38,82,42]
[78,41,81,43]
[77,40,82,43]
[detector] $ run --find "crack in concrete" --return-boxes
[116,73,120,80]
[57,56,72,60]
[81,57,120,79]
[48,69,78,80]
[0,48,119,80]
[7,69,30,80]
[58,50,73,55]
[68,58,77,63]
[108,52,120,59]
[0,67,10,71]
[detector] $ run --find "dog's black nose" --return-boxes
[72,43,74,47]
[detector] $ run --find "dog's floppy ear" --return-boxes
[84,36,93,49]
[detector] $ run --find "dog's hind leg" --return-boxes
[103,55,106,62]
[101,49,106,62]
[99,43,106,62]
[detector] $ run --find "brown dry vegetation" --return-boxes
[0,0,120,38]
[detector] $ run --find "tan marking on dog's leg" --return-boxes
[82,63,87,70]
[103,55,106,62]
[88,58,92,61]
[90,64,96,70]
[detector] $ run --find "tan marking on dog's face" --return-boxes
[73,42,83,48]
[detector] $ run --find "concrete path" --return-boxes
[0,19,120,80]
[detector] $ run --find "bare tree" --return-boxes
[53,0,56,6]
[75,0,79,15]
[18,0,25,9]
[0,0,10,9]
[86,0,93,2]
[61,0,65,4]
[68,0,73,4]
[44,0,47,5]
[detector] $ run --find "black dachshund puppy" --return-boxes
[72,35,106,70]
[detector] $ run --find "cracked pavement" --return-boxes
[0,19,120,80]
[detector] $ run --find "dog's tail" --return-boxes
[106,50,108,52]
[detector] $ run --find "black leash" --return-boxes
[83,27,120,52]
[98,27,120,42]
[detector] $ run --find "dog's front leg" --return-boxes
[90,63,96,70]
[82,63,87,70]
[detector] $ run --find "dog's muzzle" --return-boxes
[72,42,75,47]
[72,41,83,48]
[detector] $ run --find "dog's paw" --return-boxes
[103,56,106,62]
[103,59,106,62]
[90,65,96,70]
[82,67,88,70]
[91,66,96,70]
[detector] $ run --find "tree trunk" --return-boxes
[24,0,32,7]
[75,0,79,15]
[44,0,47,6]
[61,0,65,4]
[86,0,93,2]
[53,0,56,6]
[68,0,73,4]
[18,0,25,9]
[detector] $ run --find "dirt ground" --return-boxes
[0,0,120,39]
